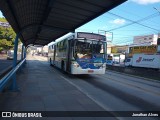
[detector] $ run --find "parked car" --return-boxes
[43,53,48,57]
[112,61,120,66]
[7,50,14,60]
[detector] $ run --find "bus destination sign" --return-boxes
[77,32,106,41]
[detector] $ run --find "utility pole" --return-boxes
[154,7,160,14]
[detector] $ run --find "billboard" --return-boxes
[129,45,157,56]
[111,46,127,53]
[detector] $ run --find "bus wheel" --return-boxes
[50,59,52,66]
[61,61,64,71]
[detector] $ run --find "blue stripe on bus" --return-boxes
[76,58,105,69]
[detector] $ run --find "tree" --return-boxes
[0,18,16,52]
[0,17,7,22]
[0,39,13,49]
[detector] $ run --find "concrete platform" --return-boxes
[0,55,106,119]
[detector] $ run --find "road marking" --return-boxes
[60,76,108,110]
[59,75,123,120]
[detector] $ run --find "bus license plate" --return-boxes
[88,70,94,73]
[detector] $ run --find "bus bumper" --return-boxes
[71,66,106,74]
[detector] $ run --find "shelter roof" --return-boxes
[0,0,126,46]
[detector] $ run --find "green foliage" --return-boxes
[0,39,13,49]
[0,17,7,22]
[0,17,16,52]
[0,47,3,51]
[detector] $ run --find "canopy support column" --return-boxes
[10,34,19,91]
[21,44,24,60]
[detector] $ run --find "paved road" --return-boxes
[106,65,160,81]
[35,55,160,120]
[0,55,112,120]
[0,55,159,120]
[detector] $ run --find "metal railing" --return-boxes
[0,58,26,92]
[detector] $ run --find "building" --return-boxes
[107,45,128,63]
[106,43,112,54]
[133,34,159,45]
[125,33,160,56]
[42,45,48,53]
[111,45,128,54]
[0,21,10,28]
[42,45,48,56]
[128,45,157,57]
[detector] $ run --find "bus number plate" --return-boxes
[88,70,94,73]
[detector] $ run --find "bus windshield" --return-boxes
[74,39,105,63]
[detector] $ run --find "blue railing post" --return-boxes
[10,34,19,91]
[24,47,27,64]
[19,44,24,71]
[24,48,26,58]
[21,44,24,60]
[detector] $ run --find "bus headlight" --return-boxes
[101,64,106,68]
[73,63,79,67]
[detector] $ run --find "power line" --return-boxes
[114,7,160,25]
[107,12,160,32]
[154,7,160,14]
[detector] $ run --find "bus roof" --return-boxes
[48,32,106,46]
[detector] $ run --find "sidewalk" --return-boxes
[0,54,7,60]
[0,55,105,119]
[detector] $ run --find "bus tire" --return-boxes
[61,61,64,71]
[50,59,52,66]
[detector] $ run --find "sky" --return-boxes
[76,0,160,45]
[0,12,2,18]
[0,0,160,45]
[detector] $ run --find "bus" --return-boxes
[48,32,107,74]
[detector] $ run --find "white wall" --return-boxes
[133,34,158,45]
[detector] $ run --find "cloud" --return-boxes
[110,19,126,25]
[131,0,160,5]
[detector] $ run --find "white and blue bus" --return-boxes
[48,32,107,74]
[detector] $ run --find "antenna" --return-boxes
[98,30,113,43]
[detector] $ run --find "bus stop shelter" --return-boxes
[0,0,126,91]
[0,0,126,46]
